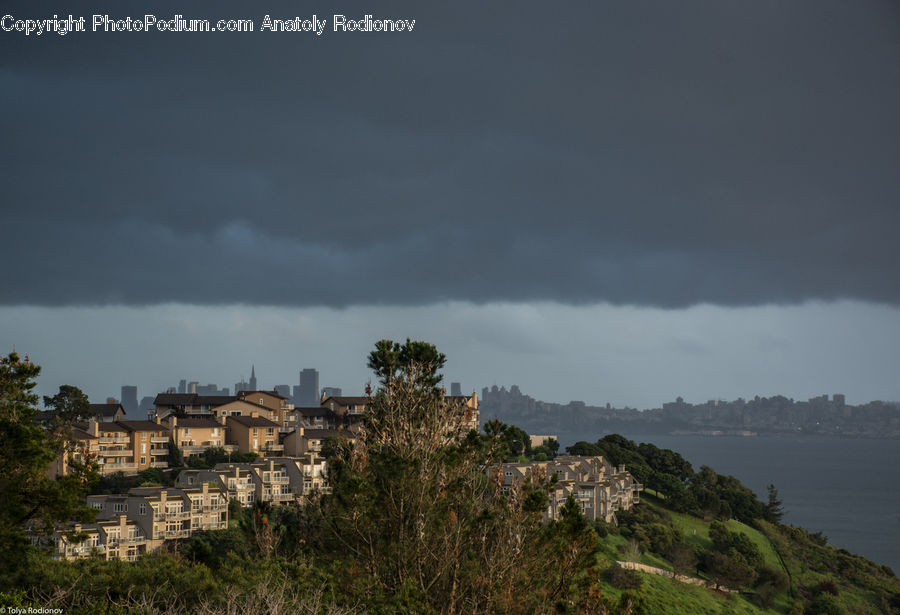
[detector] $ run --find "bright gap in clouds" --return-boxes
[2,301,899,410]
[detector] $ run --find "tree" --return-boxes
[702,550,757,590]
[367,338,447,392]
[42,385,92,425]
[305,340,600,614]
[765,483,785,523]
[167,435,183,467]
[0,352,96,588]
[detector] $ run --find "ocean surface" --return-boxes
[554,432,900,571]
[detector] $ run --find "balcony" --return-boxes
[115,536,146,545]
[99,436,129,444]
[102,463,137,471]
[156,510,190,520]
[149,447,169,455]
[270,492,295,502]
[68,545,95,555]
[150,436,169,443]
[200,503,227,512]
[198,521,228,531]
[100,449,134,457]
[150,462,168,468]
[164,529,190,539]
[268,475,290,484]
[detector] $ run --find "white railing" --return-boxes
[100,449,134,457]
[164,529,190,539]
[99,436,130,444]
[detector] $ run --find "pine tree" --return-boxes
[0,352,97,588]
[765,483,785,523]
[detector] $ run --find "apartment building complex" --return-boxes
[47,419,171,478]
[494,455,643,524]
[175,455,328,505]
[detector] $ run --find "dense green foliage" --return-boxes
[0,352,97,587]
[3,345,899,614]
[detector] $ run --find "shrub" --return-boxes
[604,565,643,590]
[806,593,845,615]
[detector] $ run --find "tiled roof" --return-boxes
[227,415,279,428]
[118,420,169,432]
[90,403,124,417]
[154,393,237,407]
[295,407,337,417]
[238,390,288,400]
[303,428,351,439]
[171,417,221,429]
[322,396,369,406]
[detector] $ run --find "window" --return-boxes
[184,428,192,436]
[231,411,240,416]
[142,432,148,440]
[113,503,128,513]
[211,428,219,436]
[140,457,146,464]
[252,428,258,436]
[259,398,264,405]
[266,428,274,435]
[141,444,146,453]
[140,504,147,515]
[91,501,102,510]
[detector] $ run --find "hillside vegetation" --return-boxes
[1,345,898,614]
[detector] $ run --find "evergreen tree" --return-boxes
[0,352,96,588]
[305,340,599,614]
[765,483,785,523]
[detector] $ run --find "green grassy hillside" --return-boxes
[591,491,900,615]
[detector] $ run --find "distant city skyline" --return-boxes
[8,301,899,415]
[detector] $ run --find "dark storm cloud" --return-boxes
[2,0,899,307]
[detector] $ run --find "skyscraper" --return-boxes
[249,365,257,391]
[450,382,462,396]
[178,379,187,394]
[298,368,319,406]
[121,385,138,414]
[274,384,291,399]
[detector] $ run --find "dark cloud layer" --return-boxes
[2,0,899,307]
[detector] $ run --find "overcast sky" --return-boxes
[2,0,899,411]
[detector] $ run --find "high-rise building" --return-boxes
[188,381,199,394]
[298,369,319,407]
[249,365,257,391]
[274,384,291,399]
[235,378,250,394]
[120,385,138,415]
[178,380,187,394]
[450,382,462,396]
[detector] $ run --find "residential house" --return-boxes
[493,455,642,524]
[282,427,355,457]
[162,415,232,457]
[226,414,282,455]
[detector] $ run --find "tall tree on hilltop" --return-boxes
[765,483,785,523]
[306,340,601,614]
[43,384,92,425]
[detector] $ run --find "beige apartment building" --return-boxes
[48,419,170,478]
[226,414,282,455]
[162,415,232,457]
[494,455,643,524]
